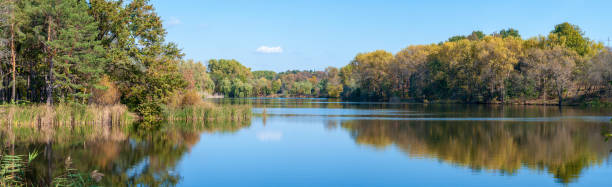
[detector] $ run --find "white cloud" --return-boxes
[256,131,283,142]
[256,46,283,54]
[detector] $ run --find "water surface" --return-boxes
[3,99,612,186]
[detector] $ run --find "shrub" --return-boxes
[181,90,203,106]
[91,76,120,105]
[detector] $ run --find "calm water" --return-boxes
[3,98,612,186]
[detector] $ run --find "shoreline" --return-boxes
[213,96,612,107]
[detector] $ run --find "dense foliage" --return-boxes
[336,24,609,104]
[204,24,611,105]
[206,60,345,98]
[0,0,193,124]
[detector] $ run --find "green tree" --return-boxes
[498,28,520,38]
[5,0,20,102]
[207,59,251,82]
[29,0,106,104]
[230,78,252,97]
[89,0,186,123]
[548,22,599,57]
[271,79,282,94]
[207,59,252,96]
[467,30,485,41]
[178,59,215,94]
[291,81,313,96]
[253,77,271,96]
[253,70,276,80]
[448,35,466,42]
[218,78,231,96]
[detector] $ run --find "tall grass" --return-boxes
[0,104,136,127]
[165,90,252,123]
[165,104,251,123]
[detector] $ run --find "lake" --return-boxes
[3,98,612,186]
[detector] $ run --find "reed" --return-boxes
[0,151,100,187]
[165,103,252,123]
[0,104,136,127]
[0,151,37,186]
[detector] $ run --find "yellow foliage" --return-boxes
[167,89,205,108]
[91,76,120,105]
[181,89,203,107]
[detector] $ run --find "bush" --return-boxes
[91,76,120,105]
[181,90,203,106]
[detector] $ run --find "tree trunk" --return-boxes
[0,70,3,102]
[500,79,505,104]
[541,78,547,105]
[558,88,563,106]
[9,0,16,103]
[27,67,30,100]
[46,16,54,105]
[10,22,16,103]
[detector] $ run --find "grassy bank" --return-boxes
[0,98,252,130]
[0,104,136,127]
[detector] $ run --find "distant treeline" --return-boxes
[202,23,612,105]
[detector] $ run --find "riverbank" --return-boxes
[0,104,136,127]
[243,95,612,107]
[0,101,252,127]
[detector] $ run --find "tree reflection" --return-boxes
[0,120,251,186]
[341,120,612,183]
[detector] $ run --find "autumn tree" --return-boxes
[587,48,612,95]
[350,50,394,99]
[178,59,214,94]
[428,39,476,101]
[392,44,437,99]
[474,36,522,102]
[253,77,271,96]
[525,47,578,105]
[323,67,343,98]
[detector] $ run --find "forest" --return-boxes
[203,24,612,105]
[0,0,194,124]
[1,0,611,124]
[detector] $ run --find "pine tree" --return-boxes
[34,0,105,104]
[5,0,30,102]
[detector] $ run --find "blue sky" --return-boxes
[151,0,612,72]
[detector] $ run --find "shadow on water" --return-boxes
[0,116,252,186]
